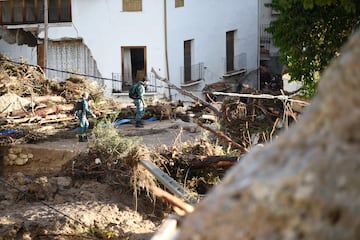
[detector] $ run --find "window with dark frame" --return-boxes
[226,30,235,73]
[0,0,72,25]
[175,0,184,8]
[184,40,192,83]
[123,0,142,12]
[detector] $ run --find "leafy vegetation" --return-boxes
[88,118,141,163]
[266,0,360,97]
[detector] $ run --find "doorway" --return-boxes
[122,46,146,90]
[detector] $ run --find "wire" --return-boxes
[0,177,89,228]
[0,58,119,83]
[0,57,205,93]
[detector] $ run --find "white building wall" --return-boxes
[1,0,258,100]
[0,40,37,65]
[166,0,258,100]
[44,0,167,96]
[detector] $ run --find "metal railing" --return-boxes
[180,62,204,85]
[224,53,247,74]
[111,73,122,93]
[111,72,157,93]
[260,24,271,59]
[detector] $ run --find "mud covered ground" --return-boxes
[0,119,203,240]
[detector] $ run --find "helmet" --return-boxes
[82,92,89,99]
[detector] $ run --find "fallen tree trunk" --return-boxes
[151,67,221,117]
[26,96,66,104]
[213,91,310,108]
[34,104,74,117]
[7,116,42,124]
[8,104,74,118]
[40,116,76,124]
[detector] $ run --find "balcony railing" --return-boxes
[111,72,157,93]
[260,24,271,60]
[180,62,204,85]
[223,53,247,76]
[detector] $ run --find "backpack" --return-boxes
[73,99,84,114]
[129,83,140,99]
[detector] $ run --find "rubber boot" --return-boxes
[135,121,144,128]
[82,135,88,142]
[79,135,88,142]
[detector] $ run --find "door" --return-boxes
[122,46,146,90]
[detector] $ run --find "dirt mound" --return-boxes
[0,173,161,240]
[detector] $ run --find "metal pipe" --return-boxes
[44,0,48,75]
[163,0,172,100]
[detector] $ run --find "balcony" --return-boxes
[180,62,204,87]
[260,24,271,60]
[223,53,247,77]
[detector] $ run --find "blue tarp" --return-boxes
[0,129,22,135]
[113,117,158,126]
[113,118,132,126]
[145,116,158,122]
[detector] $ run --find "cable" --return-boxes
[1,58,173,89]
[0,58,205,93]
[0,58,119,83]
[0,177,89,228]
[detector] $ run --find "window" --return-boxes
[123,0,142,12]
[226,30,235,73]
[183,40,192,83]
[175,0,184,8]
[0,0,72,25]
[181,40,203,85]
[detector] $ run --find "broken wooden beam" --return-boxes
[149,185,194,215]
[190,155,239,168]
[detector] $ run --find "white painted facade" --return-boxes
[166,0,258,100]
[0,0,259,101]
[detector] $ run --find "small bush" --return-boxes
[88,119,141,164]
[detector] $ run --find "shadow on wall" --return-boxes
[0,28,37,47]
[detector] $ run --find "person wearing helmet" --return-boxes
[133,77,149,128]
[74,92,96,142]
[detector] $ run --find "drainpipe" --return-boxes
[164,0,172,101]
[257,0,261,90]
[44,0,48,76]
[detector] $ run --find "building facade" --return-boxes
[0,0,259,101]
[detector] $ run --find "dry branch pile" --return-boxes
[0,55,122,145]
[0,53,309,205]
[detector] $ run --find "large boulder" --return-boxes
[175,30,360,239]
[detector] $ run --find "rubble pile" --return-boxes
[174,29,360,240]
[0,55,121,145]
[0,51,310,239]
